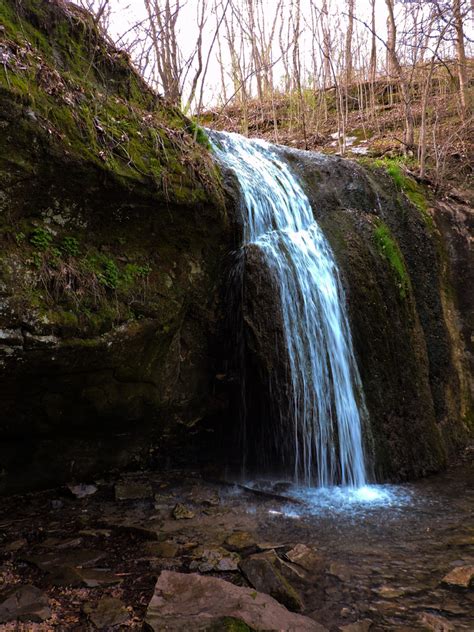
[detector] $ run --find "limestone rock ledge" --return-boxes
[0,0,231,493]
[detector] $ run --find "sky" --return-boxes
[98,0,470,109]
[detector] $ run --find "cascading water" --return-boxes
[211,131,368,488]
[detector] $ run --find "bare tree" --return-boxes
[453,0,469,115]
[345,0,355,85]
[385,0,415,149]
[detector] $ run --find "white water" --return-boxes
[211,131,368,487]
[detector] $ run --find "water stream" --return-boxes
[211,131,368,488]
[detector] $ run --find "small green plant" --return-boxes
[122,262,152,289]
[97,258,120,289]
[14,231,25,245]
[31,252,43,269]
[61,236,80,257]
[374,221,410,299]
[49,246,62,262]
[187,120,211,149]
[30,227,53,251]
[135,263,152,278]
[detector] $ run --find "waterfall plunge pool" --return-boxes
[241,479,414,518]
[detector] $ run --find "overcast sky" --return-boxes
[100,0,470,108]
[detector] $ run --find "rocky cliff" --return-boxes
[0,0,471,494]
[228,148,472,481]
[0,0,232,493]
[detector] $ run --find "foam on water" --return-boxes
[279,483,413,518]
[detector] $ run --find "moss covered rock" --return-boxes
[231,146,472,480]
[0,0,230,493]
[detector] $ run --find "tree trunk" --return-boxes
[453,0,468,116]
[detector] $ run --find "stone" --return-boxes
[143,541,179,558]
[256,541,287,551]
[46,566,121,588]
[145,571,327,631]
[101,518,161,540]
[5,539,27,552]
[189,547,240,572]
[78,528,112,538]
[374,585,405,599]
[0,585,50,623]
[67,483,98,498]
[224,531,257,553]
[419,612,455,631]
[172,503,195,520]
[75,568,122,588]
[24,548,106,572]
[286,544,324,573]
[441,565,474,588]
[339,621,373,632]
[198,491,221,507]
[446,535,474,548]
[239,552,303,612]
[84,597,129,628]
[115,481,153,500]
[328,562,353,582]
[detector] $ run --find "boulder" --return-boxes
[240,551,303,612]
[144,570,327,631]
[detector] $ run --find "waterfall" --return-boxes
[211,131,368,488]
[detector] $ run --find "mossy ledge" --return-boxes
[0,0,231,494]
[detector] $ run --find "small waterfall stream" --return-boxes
[212,131,368,487]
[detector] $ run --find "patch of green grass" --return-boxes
[374,220,410,299]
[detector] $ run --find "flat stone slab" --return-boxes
[145,570,326,631]
[0,585,50,623]
[115,481,152,500]
[419,611,455,631]
[224,530,257,553]
[24,548,106,571]
[441,565,474,588]
[286,544,324,573]
[84,597,129,628]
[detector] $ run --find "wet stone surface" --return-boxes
[0,463,472,630]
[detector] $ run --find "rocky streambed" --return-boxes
[0,455,473,631]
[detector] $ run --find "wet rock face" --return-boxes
[236,145,472,481]
[237,243,295,473]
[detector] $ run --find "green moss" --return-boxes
[187,120,211,149]
[372,157,434,229]
[374,220,410,299]
[0,0,224,207]
[206,618,254,632]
